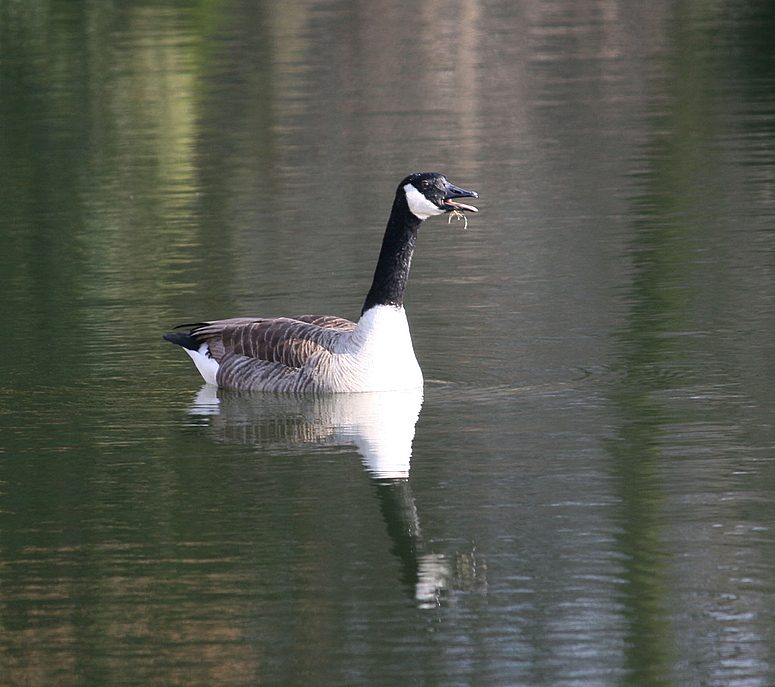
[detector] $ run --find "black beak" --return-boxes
[443,182,479,213]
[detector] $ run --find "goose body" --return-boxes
[164,172,478,393]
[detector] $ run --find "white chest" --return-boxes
[324,305,423,392]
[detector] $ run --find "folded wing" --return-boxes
[182,315,356,370]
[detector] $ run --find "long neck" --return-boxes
[361,192,422,315]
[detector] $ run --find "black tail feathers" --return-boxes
[162,330,201,351]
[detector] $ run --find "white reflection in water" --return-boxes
[186,385,484,607]
[189,385,423,479]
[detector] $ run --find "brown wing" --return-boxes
[292,315,357,332]
[187,315,355,370]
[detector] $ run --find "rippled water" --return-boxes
[2,1,775,686]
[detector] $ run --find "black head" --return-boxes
[399,172,478,221]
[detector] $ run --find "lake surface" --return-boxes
[2,1,775,685]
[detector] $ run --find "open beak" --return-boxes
[443,182,479,213]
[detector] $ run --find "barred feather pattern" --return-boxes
[176,307,421,393]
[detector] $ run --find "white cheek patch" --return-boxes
[404,183,445,220]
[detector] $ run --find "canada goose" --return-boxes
[164,172,478,392]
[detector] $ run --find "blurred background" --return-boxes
[1,1,774,685]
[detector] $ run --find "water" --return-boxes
[2,1,775,685]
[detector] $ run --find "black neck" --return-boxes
[361,191,422,315]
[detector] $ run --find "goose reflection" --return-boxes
[186,386,477,606]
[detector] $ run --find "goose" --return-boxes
[163,172,478,392]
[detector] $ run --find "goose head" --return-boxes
[401,172,478,221]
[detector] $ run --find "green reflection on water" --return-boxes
[607,5,729,686]
[0,1,216,390]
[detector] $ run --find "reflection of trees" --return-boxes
[606,7,727,686]
[0,4,205,387]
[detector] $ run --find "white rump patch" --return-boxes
[404,183,446,220]
[183,343,220,386]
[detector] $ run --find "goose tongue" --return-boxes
[443,198,478,213]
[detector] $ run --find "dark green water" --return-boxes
[2,1,775,685]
